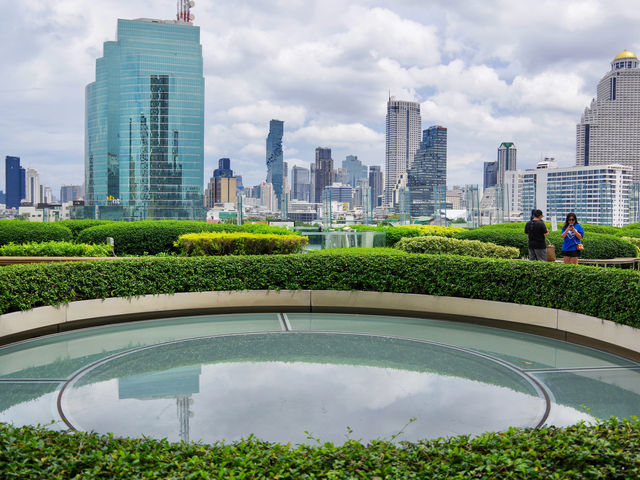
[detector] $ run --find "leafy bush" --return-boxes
[76,220,298,255]
[2,253,640,327]
[398,224,467,237]
[0,221,72,246]
[1,419,639,478]
[307,247,408,256]
[0,241,111,257]
[456,226,637,259]
[57,219,113,239]
[175,232,307,256]
[621,237,640,255]
[395,236,519,259]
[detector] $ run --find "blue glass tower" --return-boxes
[5,156,26,209]
[266,120,284,209]
[408,126,447,217]
[85,18,205,220]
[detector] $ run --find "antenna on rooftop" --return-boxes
[177,0,195,23]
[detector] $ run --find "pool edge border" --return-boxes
[1,290,639,361]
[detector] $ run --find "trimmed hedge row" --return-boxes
[76,220,299,255]
[1,253,640,327]
[1,419,639,479]
[0,241,112,257]
[395,236,519,259]
[456,227,637,259]
[57,219,113,239]
[0,221,72,245]
[351,225,464,246]
[175,232,308,255]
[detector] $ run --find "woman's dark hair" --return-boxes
[530,209,536,220]
[563,212,579,230]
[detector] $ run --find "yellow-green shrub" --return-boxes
[175,232,308,256]
[402,225,466,237]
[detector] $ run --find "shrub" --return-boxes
[456,226,637,259]
[395,235,519,259]
[175,232,307,256]
[76,220,298,255]
[0,221,72,246]
[621,236,640,255]
[57,219,113,239]
[0,241,111,257]
[351,225,464,246]
[1,253,640,327]
[401,225,467,237]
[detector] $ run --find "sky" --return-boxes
[1,0,639,198]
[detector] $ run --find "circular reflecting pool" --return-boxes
[59,332,547,444]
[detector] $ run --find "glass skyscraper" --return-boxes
[84,18,205,220]
[408,126,447,217]
[5,156,25,209]
[266,120,284,209]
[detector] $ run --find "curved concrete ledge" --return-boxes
[1,290,639,360]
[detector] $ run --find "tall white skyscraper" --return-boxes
[577,50,640,181]
[497,142,517,184]
[384,97,421,206]
[25,168,40,205]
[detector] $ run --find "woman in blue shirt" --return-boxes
[561,212,584,264]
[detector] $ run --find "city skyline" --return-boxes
[1,0,639,195]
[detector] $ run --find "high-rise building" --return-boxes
[5,156,25,209]
[25,168,40,205]
[205,158,239,207]
[314,147,333,203]
[368,165,383,207]
[266,119,284,208]
[384,97,421,206]
[577,50,640,181]
[520,164,631,227]
[291,165,310,202]
[497,142,517,184]
[85,10,205,220]
[408,126,447,217]
[60,185,83,203]
[483,161,498,190]
[342,155,368,187]
[0,191,5,205]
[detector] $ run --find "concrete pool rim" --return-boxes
[1,290,639,361]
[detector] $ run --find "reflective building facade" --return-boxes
[5,156,25,209]
[85,18,205,220]
[266,120,284,209]
[408,126,447,217]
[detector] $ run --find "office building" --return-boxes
[342,155,368,187]
[408,126,447,217]
[85,8,205,220]
[577,50,640,181]
[483,161,497,190]
[205,158,239,207]
[25,168,40,205]
[60,185,83,203]
[266,119,284,208]
[324,183,353,207]
[314,147,333,203]
[291,165,311,202]
[5,156,25,209]
[497,142,517,184]
[368,165,383,207]
[520,164,631,227]
[384,97,421,206]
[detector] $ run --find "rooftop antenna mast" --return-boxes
[177,0,195,23]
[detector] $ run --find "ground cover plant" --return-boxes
[0,221,72,246]
[76,220,299,255]
[395,235,519,259]
[0,418,638,479]
[0,241,111,257]
[175,232,307,255]
[1,253,640,327]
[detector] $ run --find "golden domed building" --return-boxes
[577,50,640,182]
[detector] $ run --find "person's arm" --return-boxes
[574,224,583,240]
[561,227,568,238]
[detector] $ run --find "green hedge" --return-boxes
[57,219,113,239]
[76,221,299,255]
[0,241,112,257]
[395,236,519,259]
[0,221,72,246]
[1,419,639,479]
[175,232,308,255]
[351,225,463,247]
[2,254,640,327]
[455,226,637,259]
